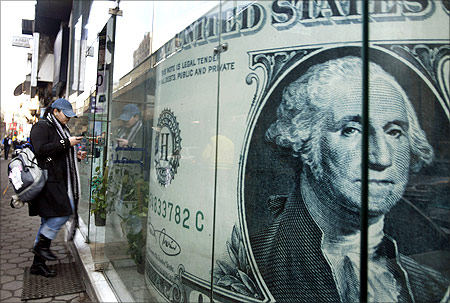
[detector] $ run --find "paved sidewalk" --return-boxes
[0,158,91,303]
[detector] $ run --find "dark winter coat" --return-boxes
[29,120,74,218]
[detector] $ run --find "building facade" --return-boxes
[26,0,450,302]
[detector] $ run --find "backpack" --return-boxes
[8,146,48,207]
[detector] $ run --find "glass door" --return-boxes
[366,2,450,302]
[89,15,116,267]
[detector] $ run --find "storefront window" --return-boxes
[101,2,155,301]
[86,16,116,272]
[83,0,449,302]
[367,2,450,302]
[69,1,113,243]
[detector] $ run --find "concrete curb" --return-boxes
[65,221,118,303]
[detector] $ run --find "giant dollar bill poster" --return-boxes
[146,1,450,302]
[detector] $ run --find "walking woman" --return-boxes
[29,98,87,277]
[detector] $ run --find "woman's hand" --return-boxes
[69,136,83,146]
[77,150,87,160]
[116,138,129,147]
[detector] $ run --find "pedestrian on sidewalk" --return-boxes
[28,98,87,277]
[2,135,11,159]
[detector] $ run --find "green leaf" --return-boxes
[238,243,247,270]
[231,225,240,250]
[231,283,251,296]
[213,269,223,280]
[226,241,238,266]
[237,270,256,293]
[216,260,235,276]
[217,275,240,287]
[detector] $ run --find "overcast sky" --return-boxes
[1,0,218,122]
[1,1,36,117]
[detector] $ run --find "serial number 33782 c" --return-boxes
[150,195,205,232]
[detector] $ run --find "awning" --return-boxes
[38,53,54,82]
[14,77,31,96]
[14,52,54,96]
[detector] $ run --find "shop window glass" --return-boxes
[85,1,449,302]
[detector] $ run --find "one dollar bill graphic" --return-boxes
[145,1,450,302]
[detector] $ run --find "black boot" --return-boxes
[30,255,57,277]
[32,234,57,261]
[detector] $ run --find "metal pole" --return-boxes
[210,1,223,301]
[360,0,369,302]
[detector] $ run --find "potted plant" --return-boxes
[122,216,147,273]
[106,162,149,271]
[90,166,109,226]
[117,168,149,272]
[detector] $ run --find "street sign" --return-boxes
[12,36,31,48]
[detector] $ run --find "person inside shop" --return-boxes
[115,103,143,148]
[29,98,87,277]
[2,135,11,160]
[109,103,144,217]
[252,56,449,302]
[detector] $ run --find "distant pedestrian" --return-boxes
[2,135,11,160]
[12,137,20,150]
[29,98,87,277]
